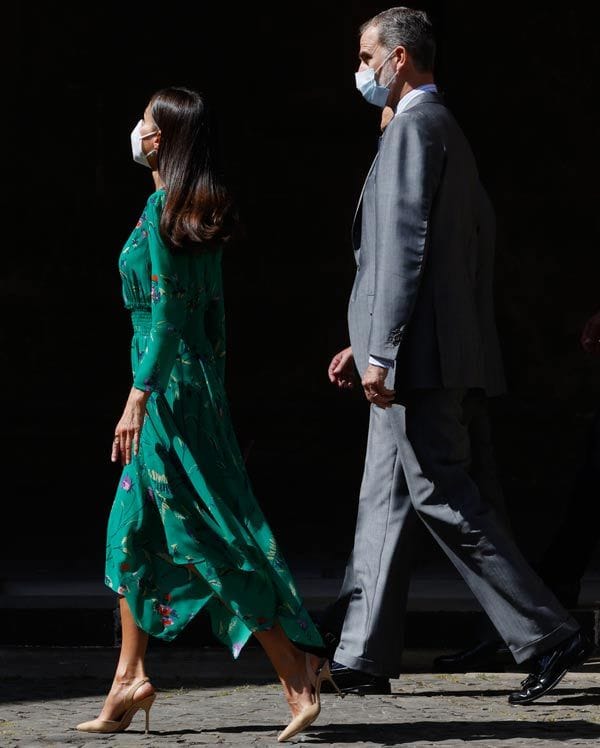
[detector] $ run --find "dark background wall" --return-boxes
[5,1,600,571]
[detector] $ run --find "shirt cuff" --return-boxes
[369,354,395,370]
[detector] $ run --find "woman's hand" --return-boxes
[112,387,151,466]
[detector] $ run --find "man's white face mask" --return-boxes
[355,48,398,108]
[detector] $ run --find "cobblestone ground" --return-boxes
[1,649,599,747]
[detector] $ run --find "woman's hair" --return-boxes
[150,87,238,252]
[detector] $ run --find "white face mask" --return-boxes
[130,119,159,168]
[355,48,398,108]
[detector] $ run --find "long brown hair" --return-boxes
[151,87,237,252]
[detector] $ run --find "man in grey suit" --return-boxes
[326,6,591,705]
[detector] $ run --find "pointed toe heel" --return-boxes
[75,678,156,734]
[319,659,345,699]
[277,655,342,743]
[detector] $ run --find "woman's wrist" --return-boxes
[130,386,151,403]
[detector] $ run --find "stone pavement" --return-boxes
[1,648,599,747]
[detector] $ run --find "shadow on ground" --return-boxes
[3,680,600,707]
[0,677,277,705]
[389,686,600,703]
[192,719,600,744]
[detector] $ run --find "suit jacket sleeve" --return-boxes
[368,111,445,361]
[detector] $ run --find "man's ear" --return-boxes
[393,45,408,72]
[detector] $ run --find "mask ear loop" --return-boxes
[375,47,400,88]
[142,129,160,162]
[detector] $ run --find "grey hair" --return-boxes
[360,6,436,73]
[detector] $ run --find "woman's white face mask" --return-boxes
[130,119,159,168]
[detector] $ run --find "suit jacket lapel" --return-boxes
[351,94,445,252]
[352,144,380,251]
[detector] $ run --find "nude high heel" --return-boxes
[277,654,343,743]
[76,677,156,734]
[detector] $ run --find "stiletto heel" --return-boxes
[76,678,156,734]
[277,654,342,743]
[319,660,345,698]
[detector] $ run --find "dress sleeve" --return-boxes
[205,252,226,381]
[133,192,189,393]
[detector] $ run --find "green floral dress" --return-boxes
[105,189,322,657]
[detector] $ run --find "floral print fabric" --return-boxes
[105,190,322,656]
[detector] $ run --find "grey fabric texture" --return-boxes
[335,392,578,677]
[338,94,576,678]
[348,93,506,395]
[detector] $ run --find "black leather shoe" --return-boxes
[433,639,511,673]
[508,629,593,705]
[320,661,391,695]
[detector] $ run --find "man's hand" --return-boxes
[328,346,356,389]
[362,364,395,408]
[581,310,600,356]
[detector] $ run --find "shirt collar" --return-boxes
[395,83,438,116]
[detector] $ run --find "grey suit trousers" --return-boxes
[335,389,579,678]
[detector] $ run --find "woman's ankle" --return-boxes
[113,665,147,686]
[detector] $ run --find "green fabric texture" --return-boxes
[105,190,322,657]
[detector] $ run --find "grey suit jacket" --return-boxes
[348,92,506,396]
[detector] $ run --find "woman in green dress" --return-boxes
[75,87,339,742]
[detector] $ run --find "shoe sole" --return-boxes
[338,685,392,696]
[509,667,569,705]
[433,662,505,674]
[509,642,594,706]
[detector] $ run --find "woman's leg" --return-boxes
[97,596,155,720]
[254,624,322,718]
